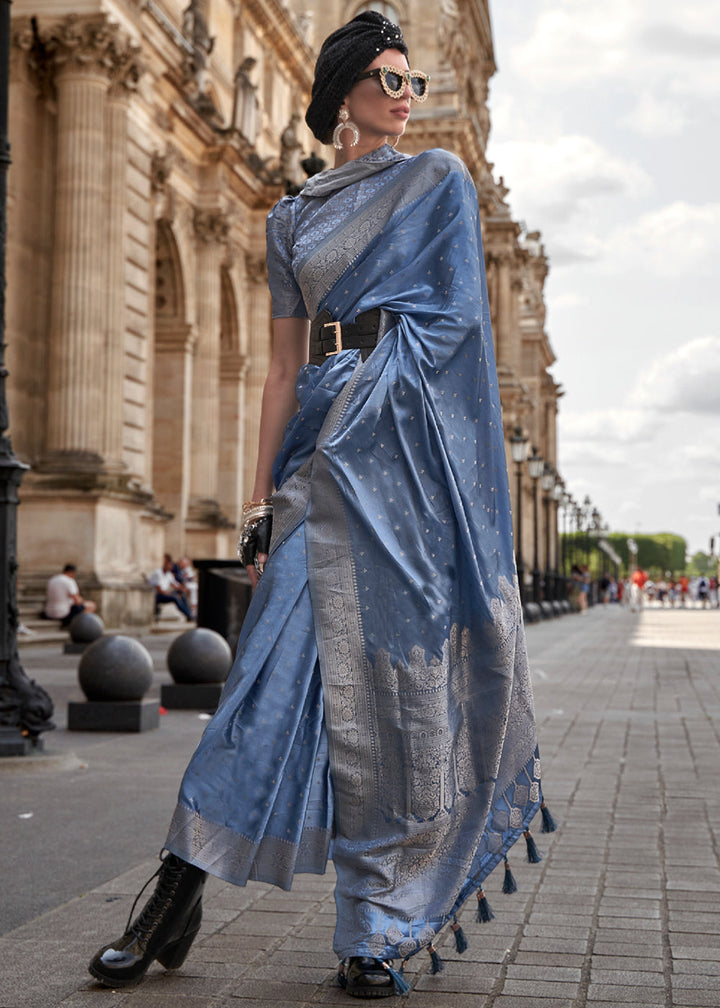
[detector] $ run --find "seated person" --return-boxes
[43,564,97,627]
[148,554,192,621]
[172,556,198,616]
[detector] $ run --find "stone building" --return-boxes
[7,0,560,623]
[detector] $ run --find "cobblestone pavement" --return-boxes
[1,605,718,1008]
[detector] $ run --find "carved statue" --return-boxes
[231,57,259,145]
[280,113,305,194]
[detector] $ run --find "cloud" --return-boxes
[620,91,688,137]
[504,2,720,136]
[609,203,720,276]
[490,135,651,263]
[559,408,656,445]
[633,336,720,414]
[638,23,720,58]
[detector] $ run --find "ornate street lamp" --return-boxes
[509,427,529,604]
[573,501,583,571]
[541,462,555,601]
[527,447,544,605]
[0,0,54,754]
[561,491,572,578]
[553,478,564,600]
[583,494,592,565]
[0,4,54,754]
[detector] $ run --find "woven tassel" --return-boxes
[428,945,444,974]
[524,829,542,863]
[502,858,518,894]
[451,918,468,954]
[382,962,410,995]
[476,888,495,923]
[540,801,557,833]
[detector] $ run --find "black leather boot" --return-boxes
[88,853,207,988]
[344,957,397,997]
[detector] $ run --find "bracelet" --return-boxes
[242,497,273,515]
[241,503,273,528]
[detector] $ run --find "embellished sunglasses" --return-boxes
[354,65,430,102]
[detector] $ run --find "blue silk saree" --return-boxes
[166,144,543,962]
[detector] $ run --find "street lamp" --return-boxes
[510,427,529,604]
[528,447,544,605]
[573,502,583,572]
[583,494,592,565]
[553,478,564,600]
[0,0,54,754]
[561,492,572,578]
[541,462,555,602]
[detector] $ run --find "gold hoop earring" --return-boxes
[332,108,360,150]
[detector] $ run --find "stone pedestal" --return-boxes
[67,698,159,732]
[160,682,223,711]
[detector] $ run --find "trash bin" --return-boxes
[193,560,252,654]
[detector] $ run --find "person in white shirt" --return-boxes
[148,554,192,621]
[43,564,97,627]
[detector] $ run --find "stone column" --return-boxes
[189,208,228,516]
[242,253,270,500]
[44,18,115,468]
[102,48,142,472]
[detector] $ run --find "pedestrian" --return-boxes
[88,12,548,998]
[41,563,97,627]
[148,554,192,621]
[630,566,647,612]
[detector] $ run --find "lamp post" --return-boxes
[527,447,544,605]
[0,0,54,754]
[561,490,572,587]
[552,476,564,601]
[510,427,529,604]
[541,463,555,602]
[572,499,584,572]
[583,495,592,565]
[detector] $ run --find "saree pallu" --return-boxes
[166,146,543,962]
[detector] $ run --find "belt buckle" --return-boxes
[323,320,342,356]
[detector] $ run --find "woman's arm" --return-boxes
[246,316,309,586]
[250,316,310,500]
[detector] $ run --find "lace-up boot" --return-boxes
[88,853,206,988]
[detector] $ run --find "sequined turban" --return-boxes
[305,11,409,144]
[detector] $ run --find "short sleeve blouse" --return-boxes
[265,197,308,319]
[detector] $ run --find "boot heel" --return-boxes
[157,901,202,970]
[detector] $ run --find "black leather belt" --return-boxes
[308,308,394,366]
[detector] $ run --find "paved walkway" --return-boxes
[1,605,719,1008]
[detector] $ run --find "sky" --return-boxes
[486,0,720,557]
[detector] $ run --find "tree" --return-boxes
[687,552,715,577]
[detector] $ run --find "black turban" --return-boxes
[305,11,409,144]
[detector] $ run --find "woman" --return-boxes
[89,12,546,999]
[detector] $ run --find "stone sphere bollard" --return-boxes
[78,635,154,702]
[167,627,232,684]
[68,611,105,644]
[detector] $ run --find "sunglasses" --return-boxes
[354,65,430,102]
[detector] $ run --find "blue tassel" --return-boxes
[382,962,410,995]
[429,946,444,974]
[502,858,518,894]
[540,801,557,833]
[476,888,495,923]
[451,918,468,954]
[524,829,542,863]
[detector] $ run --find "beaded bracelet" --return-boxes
[242,497,272,515]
